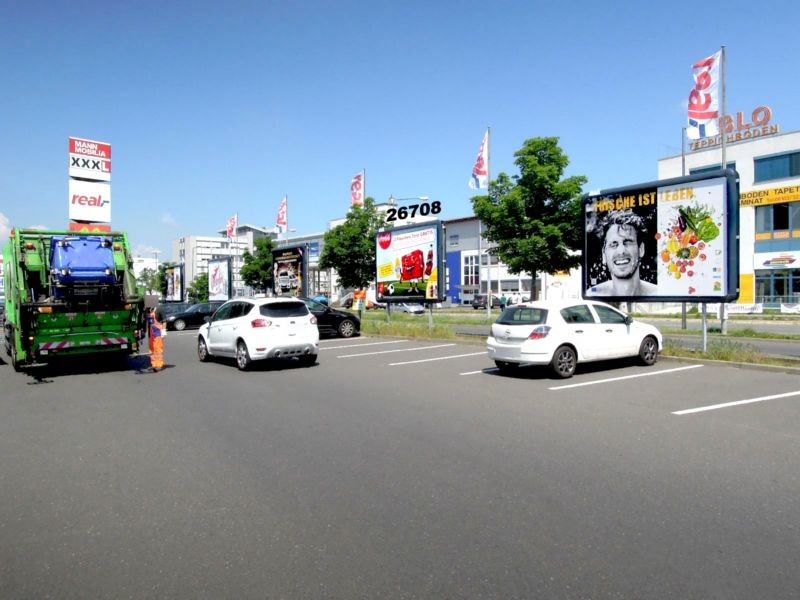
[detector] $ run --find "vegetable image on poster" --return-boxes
[656,178,726,296]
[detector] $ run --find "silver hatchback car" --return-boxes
[197,297,319,370]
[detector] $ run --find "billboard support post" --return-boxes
[702,303,708,352]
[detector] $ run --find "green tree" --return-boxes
[472,137,587,295]
[240,237,275,294]
[136,267,160,294]
[319,197,387,290]
[187,272,209,303]
[157,264,168,298]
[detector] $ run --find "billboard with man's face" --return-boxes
[583,170,739,302]
[375,221,445,303]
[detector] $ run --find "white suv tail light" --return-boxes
[251,318,272,328]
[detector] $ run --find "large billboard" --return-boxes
[165,265,183,301]
[208,258,231,301]
[375,221,445,303]
[583,170,739,302]
[273,245,307,298]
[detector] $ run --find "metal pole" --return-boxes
[701,302,708,353]
[681,127,688,330]
[720,45,728,335]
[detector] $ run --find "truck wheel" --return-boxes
[10,342,21,372]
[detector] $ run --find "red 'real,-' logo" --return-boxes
[71,194,109,207]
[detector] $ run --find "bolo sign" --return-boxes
[68,179,111,223]
[69,137,111,182]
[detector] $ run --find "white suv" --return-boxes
[197,298,319,370]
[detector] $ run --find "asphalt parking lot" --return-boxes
[2,332,799,598]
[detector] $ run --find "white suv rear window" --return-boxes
[259,302,309,318]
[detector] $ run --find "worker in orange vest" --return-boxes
[146,307,165,372]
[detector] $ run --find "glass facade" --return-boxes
[754,151,800,183]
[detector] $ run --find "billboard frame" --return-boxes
[582,169,739,303]
[272,244,309,298]
[375,220,446,304]
[208,257,232,301]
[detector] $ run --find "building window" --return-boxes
[755,269,800,305]
[690,162,735,176]
[463,255,479,288]
[755,202,800,235]
[754,151,800,183]
[449,234,459,247]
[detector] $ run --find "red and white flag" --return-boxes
[351,171,365,207]
[687,50,722,140]
[226,214,238,238]
[469,129,489,189]
[275,196,288,232]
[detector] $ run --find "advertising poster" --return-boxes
[208,258,231,301]
[375,222,445,303]
[583,171,739,302]
[68,179,112,223]
[273,245,306,297]
[68,137,112,182]
[165,265,183,301]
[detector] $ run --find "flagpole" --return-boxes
[486,126,492,319]
[719,45,728,335]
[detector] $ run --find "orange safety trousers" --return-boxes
[149,334,164,370]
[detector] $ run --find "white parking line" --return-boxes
[337,343,456,359]
[319,336,374,344]
[460,369,494,375]
[322,340,407,350]
[549,364,703,390]
[673,390,800,415]
[389,352,486,366]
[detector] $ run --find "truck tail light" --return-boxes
[528,326,551,340]
[37,306,54,314]
[251,319,271,328]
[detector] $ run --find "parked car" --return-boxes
[487,299,662,378]
[394,302,425,315]
[471,294,501,309]
[164,301,224,331]
[155,301,193,320]
[300,297,360,338]
[197,297,319,370]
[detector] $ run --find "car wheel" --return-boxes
[236,340,252,371]
[495,360,519,374]
[338,319,356,338]
[174,319,186,331]
[197,337,210,362]
[551,345,577,378]
[638,336,659,366]
[298,354,317,367]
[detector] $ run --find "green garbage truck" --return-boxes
[2,228,146,371]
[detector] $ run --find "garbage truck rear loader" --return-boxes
[2,229,145,371]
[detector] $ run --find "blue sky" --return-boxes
[2,0,799,260]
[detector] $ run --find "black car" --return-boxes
[164,301,224,331]
[155,301,193,320]
[471,294,501,309]
[301,297,360,338]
